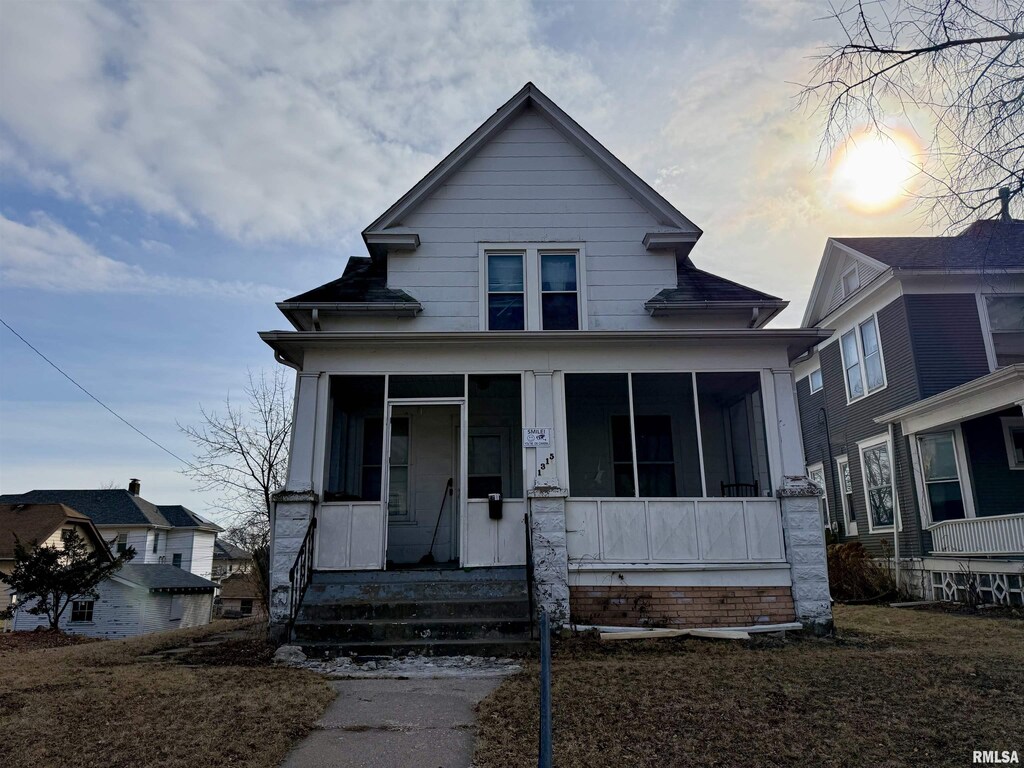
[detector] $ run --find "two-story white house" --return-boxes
[262,84,833,654]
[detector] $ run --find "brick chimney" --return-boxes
[128,478,141,495]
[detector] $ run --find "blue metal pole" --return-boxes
[538,608,553,768]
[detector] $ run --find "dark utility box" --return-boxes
[488,493,503,520]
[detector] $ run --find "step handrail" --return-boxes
[287,516,317,642]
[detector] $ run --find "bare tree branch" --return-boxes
[801,0,1024,227]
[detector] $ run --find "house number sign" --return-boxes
[523,428,551,447]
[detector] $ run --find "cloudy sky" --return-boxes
[0,0,929,521]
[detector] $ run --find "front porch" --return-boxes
[267,334,832,643]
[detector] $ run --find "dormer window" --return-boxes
[482,244,586,331]
[540,254,579,330]
[841,267,860,297]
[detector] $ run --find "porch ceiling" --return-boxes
[876,364,1024,434]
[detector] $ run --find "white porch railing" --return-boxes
[565,498,785,565]
[930,513,1024,557]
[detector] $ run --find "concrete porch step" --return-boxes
[304,580,528,603]
[310,566,527,585]
[298,637,538,659]
[293,617,532,643]
[299,597,531,623]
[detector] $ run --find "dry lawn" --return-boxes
[476,605,1024,768]
[0,620,334,768]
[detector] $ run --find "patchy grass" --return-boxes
[0,620,334,768]
[0,628,101,652]
[476,605,1024,768]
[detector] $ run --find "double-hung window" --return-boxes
[917,432,966,522]
[836,456,856,533]
[115,532,128,555]
[984,295,1024,367]
[70,600,94,623]
[483,246,583,331]
[859,435,896,531]
[1001,417,1024,470]
[487,253,525,330]
[808,367,823,394]
[540,253,579,330]
[807,463,832,532]
[841,316,885,402]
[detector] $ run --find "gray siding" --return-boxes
[905,293,991,397]
[798,297,927,557]
[384,106,682,332]
[962,409,1024,517]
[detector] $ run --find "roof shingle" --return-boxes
[283,257,420,304]
[117,564,216,591]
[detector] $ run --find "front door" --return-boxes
[386,404,460,566]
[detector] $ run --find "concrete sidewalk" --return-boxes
[280,677,502,768]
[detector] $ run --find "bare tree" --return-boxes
[179,369,293,544]
[802,0,1024,227]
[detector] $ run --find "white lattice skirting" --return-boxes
[931,570,1024,607]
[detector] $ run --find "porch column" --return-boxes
[772,369,833,634]
[269,371,320,636]
[528,371,570,626]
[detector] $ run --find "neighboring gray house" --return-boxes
[260,83,833,654]
[1,503,216,637]
[795,215,1024,604]
[0,479,222,580]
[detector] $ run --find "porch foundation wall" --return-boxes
[778,477,833,633]
[268,492,317,628]
[569,585,795,628]
[529,493,570,625]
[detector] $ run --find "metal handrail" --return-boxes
[287,516,317,642]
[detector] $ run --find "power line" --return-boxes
[0,316,193,468]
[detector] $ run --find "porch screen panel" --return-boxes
[325,375,385,502]
[388,375,464,399]
[696,372,771,497]
[565,374,632,497]
[630,374,702,497]
[468,375,524,498]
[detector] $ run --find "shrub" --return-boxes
[827,542,895,601]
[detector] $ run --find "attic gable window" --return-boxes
[841,267,860,297]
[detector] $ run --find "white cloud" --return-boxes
[0,1,602,242]
[0,212,281,298]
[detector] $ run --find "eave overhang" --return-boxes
[643,299,790,327]
[259,328,832,369]
[643,231,701,251]
[875,364,1024,434]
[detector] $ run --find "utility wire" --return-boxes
[0,316,193,468]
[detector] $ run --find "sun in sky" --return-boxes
[831,128,922,213]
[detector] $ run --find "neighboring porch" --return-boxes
[877,364,1024,559]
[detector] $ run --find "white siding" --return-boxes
[373,107,683,332]
[190,531,216,580]
[98,527,159,563]
[10,579,145,638]
[141,592,212,634]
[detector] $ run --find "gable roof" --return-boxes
[0,490,221,532]
[833,219,1024,271]
[802,218,1024,327]
[116,563,216,592]
[213,540,251,560]
[0,503,111,561]
[363,82,701,245]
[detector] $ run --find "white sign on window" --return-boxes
[523,428,551,447]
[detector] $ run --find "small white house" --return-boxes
[262,83,833,644]
[1,502,217,637]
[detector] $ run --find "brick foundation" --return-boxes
[569,585,796,628]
